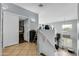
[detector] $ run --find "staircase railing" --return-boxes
[38,30,54,48]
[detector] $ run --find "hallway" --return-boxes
[3,42,37,56]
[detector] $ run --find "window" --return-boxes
[62,24,72,32]
[62,24,72,48]
[62,35,72,48]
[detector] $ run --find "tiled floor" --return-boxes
[3,42,37,56]
[54,48,76,56]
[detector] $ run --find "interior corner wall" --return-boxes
[3,11,19,48]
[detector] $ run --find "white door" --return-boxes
[3,11,19,47]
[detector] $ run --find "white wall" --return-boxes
[24,18,38,42]
[77,22,79,55]
[78,22,79,40]
[49,20,77,54]
[3,11,19,47]
[0,4,2,55]
[24,19,29,42]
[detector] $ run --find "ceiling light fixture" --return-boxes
[38,3,44,7]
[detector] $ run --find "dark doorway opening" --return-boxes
[29,30,37,43]
[19,20,26,43]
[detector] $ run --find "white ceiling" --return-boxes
[15,3,78,24]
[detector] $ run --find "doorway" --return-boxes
[29,30,37,43]
[19,20,26,43]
